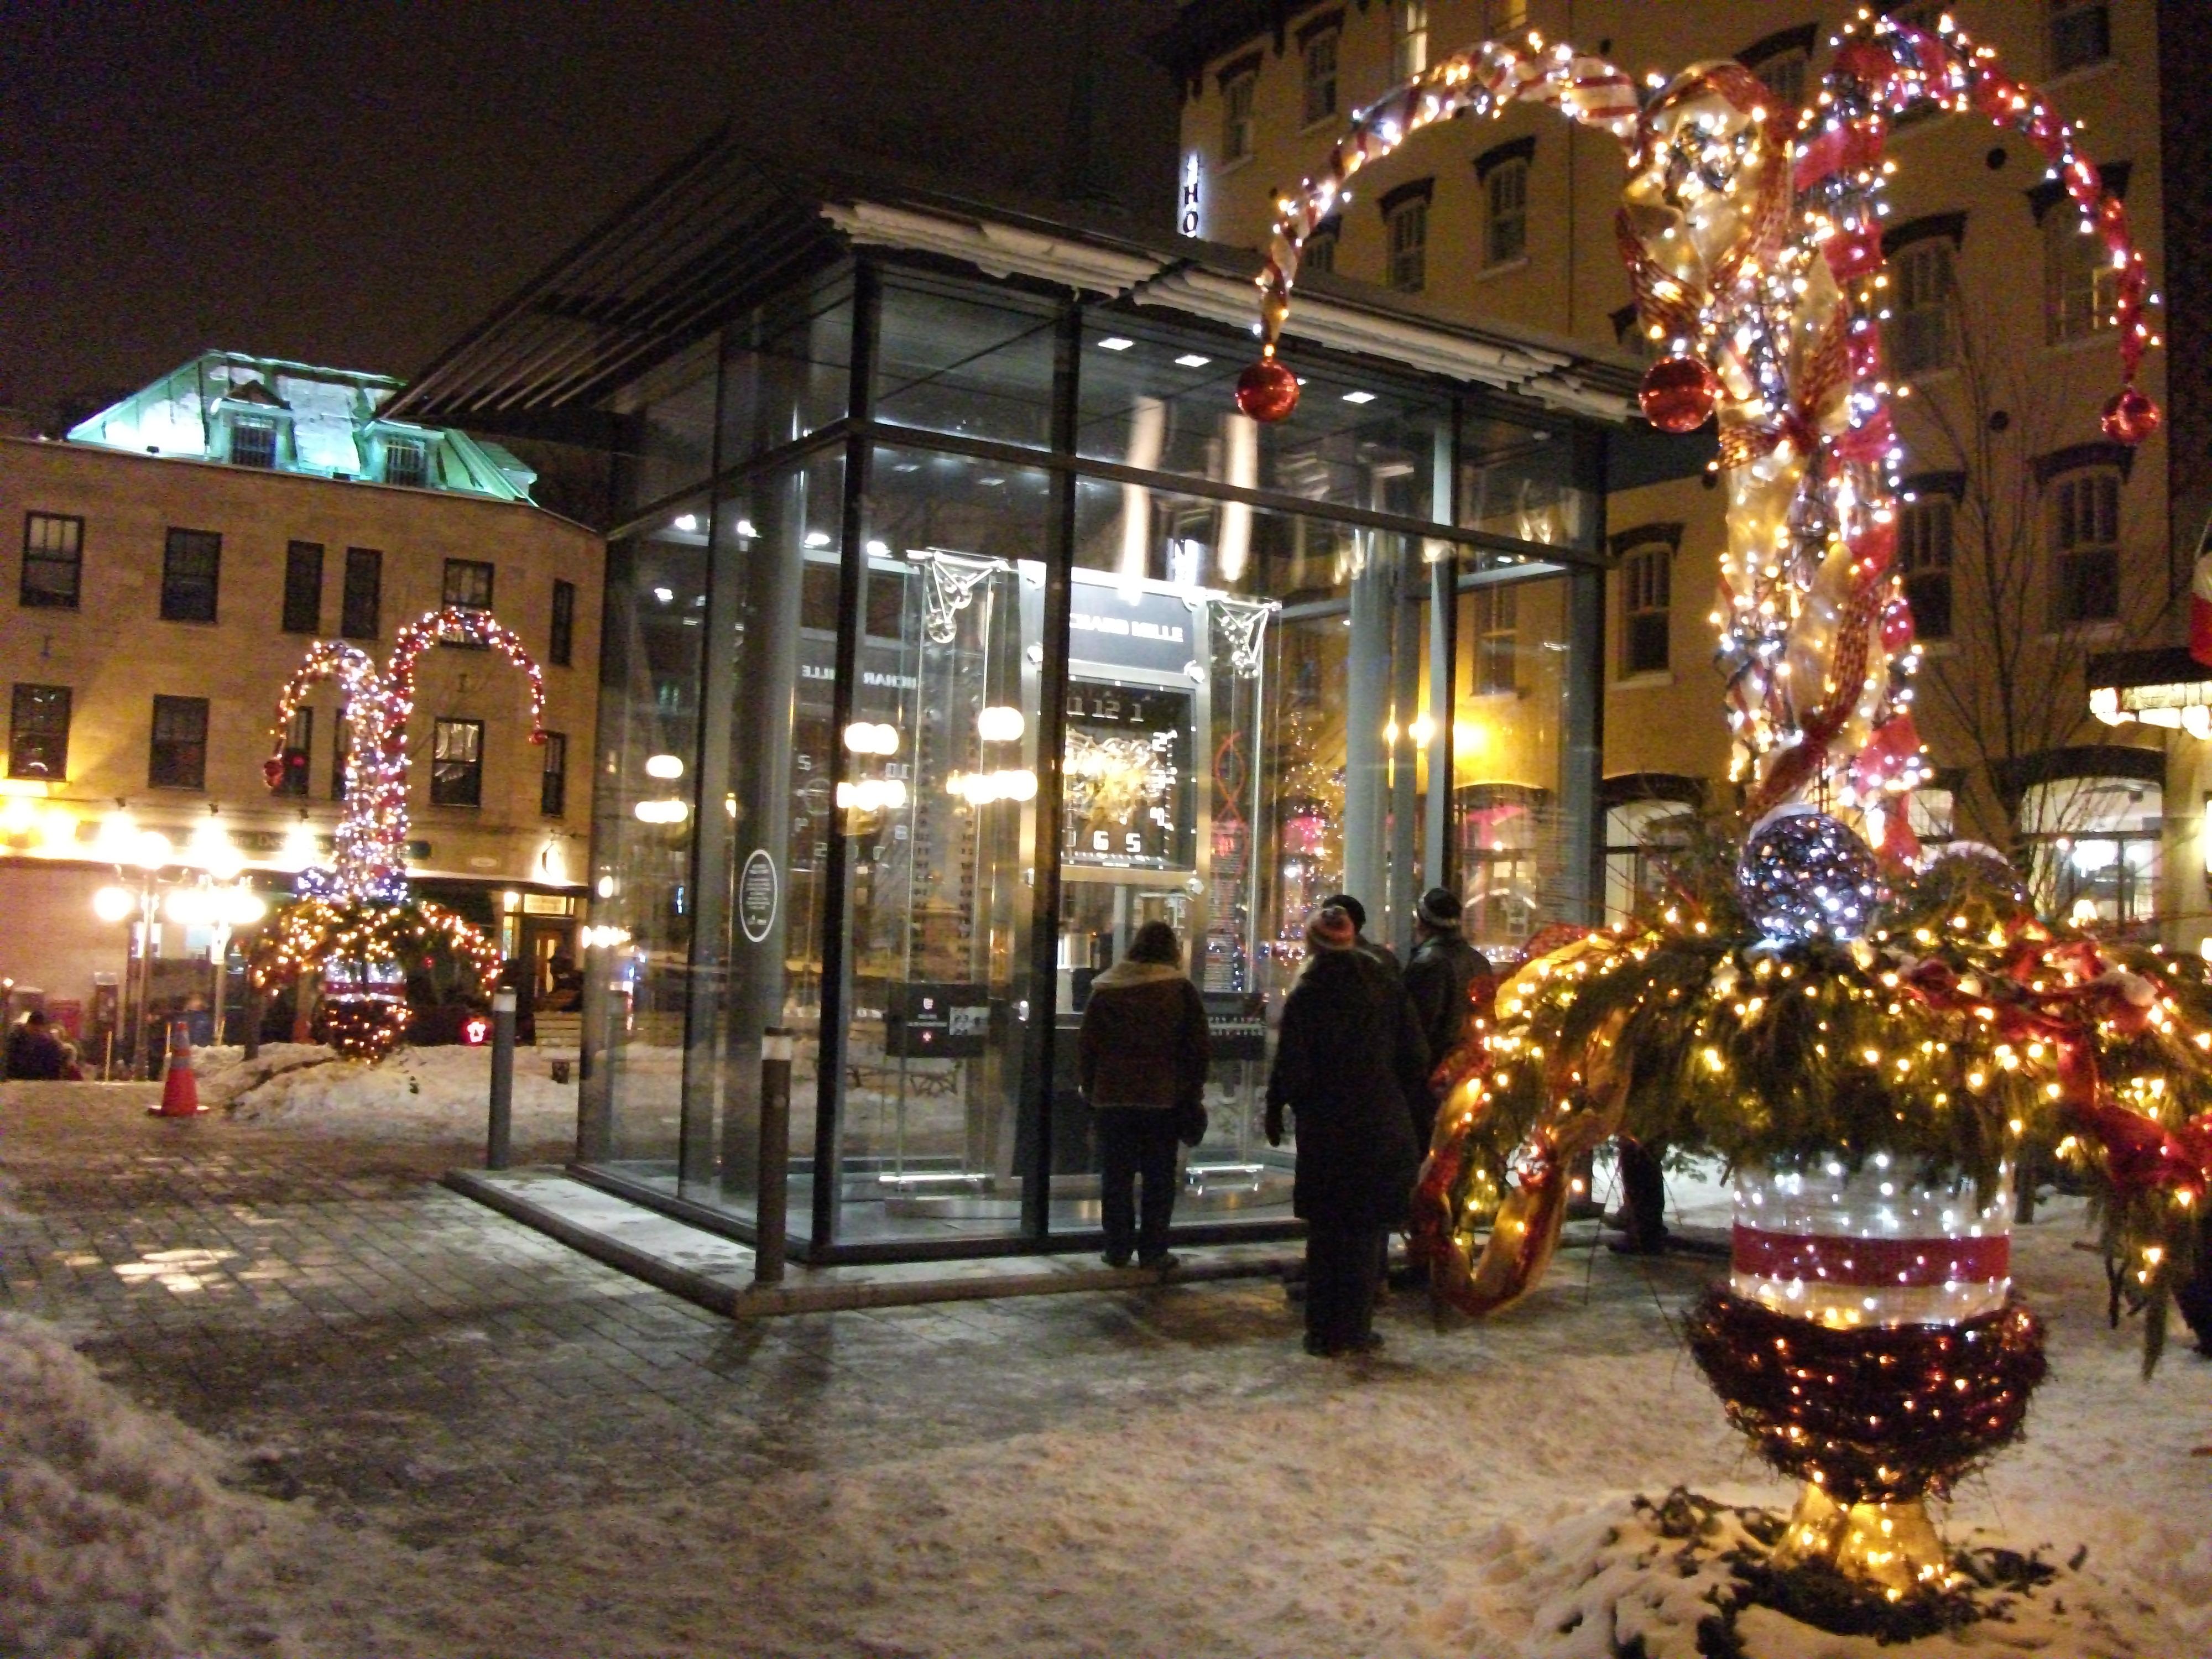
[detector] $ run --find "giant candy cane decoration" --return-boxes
[1239,13,2158,856]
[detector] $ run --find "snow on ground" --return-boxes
[0,1314,296,1658]
[193,1043,576,1142]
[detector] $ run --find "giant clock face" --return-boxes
[1061,681,1193,871]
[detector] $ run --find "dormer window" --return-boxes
[384,436,429,488]
[230,415,278,469]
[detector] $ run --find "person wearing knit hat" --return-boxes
[1321,892,1401,978]
[1267,904,1430,1357]
[1402,886,1492,1146]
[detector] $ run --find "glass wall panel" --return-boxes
[825,444,1053,1241]
[873,274,1058,449]
[719,270,853,468]
[1459,410,1599,556]
[615,347,721,517]
[580,500,712,1170]
[1074,312,1452,523]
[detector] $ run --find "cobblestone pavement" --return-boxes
[0,1081,1714,1539]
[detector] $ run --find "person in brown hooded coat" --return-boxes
[1077,920,1211,1269]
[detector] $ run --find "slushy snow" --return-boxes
[193,1042,576,1142]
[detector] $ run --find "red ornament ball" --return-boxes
[1639,355,1719,434]
[2101,385,2161,446]
[262,755,285,791]
[1234,357,1300,424]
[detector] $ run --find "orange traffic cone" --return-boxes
[150,1019,205,1117]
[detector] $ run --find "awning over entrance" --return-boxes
[2088,645,2212,736]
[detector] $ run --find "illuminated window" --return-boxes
[2050,469,2120,625]
[274,707,311,799]
[1621,545,1671,675]
[441,558,495,645]
[1302,27,1339,126]
[383,436,429,488]
[1888,238,1958,374]
[20,513,82,609]
[149,695,208,790]
[540,731,568,817]
[550,578,576,667]
[341,547,382,639]
[1392,1,1428,80]
[229,416,277,469]
[1898,496,1954,640]
[281,540,323,634]
[1222,70,1256,161]
[1473,584,1517,694]
[160,528,221,623]
[1486,159,1528,265]
[2046,205,2117,343]
[2048,0,2110,74]
[9,683,70,780]
[431,717,484,807]
[1386,197,1427,292]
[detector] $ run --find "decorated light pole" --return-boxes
[253,606,544,1061]
[1243,9,2210,1610]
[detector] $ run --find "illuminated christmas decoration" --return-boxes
[1260,9,2195,1612]
[252,606,545,1061]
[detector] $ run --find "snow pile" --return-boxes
[202,1043,576,1142]
[0,1314,293,1658]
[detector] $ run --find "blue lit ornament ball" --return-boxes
[1737,810,1885,943]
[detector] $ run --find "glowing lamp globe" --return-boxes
[1234,357,1300,424]
[2101,385,2161,446]
[1737,810,1884,943]
[1637,355,1719,434]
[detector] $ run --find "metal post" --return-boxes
[487,988,517,1170]
[755,1026,793,1285]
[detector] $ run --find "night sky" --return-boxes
[0,1,1181,425]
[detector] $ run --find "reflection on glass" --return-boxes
[720,273,853,467]
[1460,413,1596,554]
[617,350,719,517]
[874,274,1057,449]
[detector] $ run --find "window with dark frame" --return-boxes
[1302,26,1339,126]
[2048,0,2110,75]
[1473,585,1517,695]
[149,695,210,789]
[8,684,70,780]
[1486,159,1529,265]
[1386,197,1427,293]
[443,557,494,612]
[1898,496,1955,640]
[160,528,221,623]
[1888,239,1958,374]
[1222,70,1256,161]
[1752,49,1808,108]
[229,415,278,469]
[1621,545,1672,676]
[540,731,568,817]
[20,513,82,609]
[2046,206,2117,343]
[1303,225,1339,274]
[275,707,311,797]
[383,436,429,488]
[430,717,484,807]
[2051,469,2120,625]
[331,708,350,800]
[1391,1,1428,80]
[281,540,324,633]
[550,578,576,667]
[341,547,382,638]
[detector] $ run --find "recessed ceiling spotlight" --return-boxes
[1173,353,1212,368]
[1098,336,1135,351]
[1342,390,1376,404]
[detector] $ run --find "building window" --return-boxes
[160,528,221,623]
[229,416,278,469]
[1391,1,1428,80]
[2021,771,2157,928]
[149,695,209,790]
[1621,545,1671,675]
[550,578,576,667]
[540,731,568,817]
[281,540,324,634]
[444,557,494,613]
[1755,49,1808,108]
[341,547,382,639]
[1221,70,1256,161]
[20,513,82,609]
[1483,0,1527,33]
[1473,585,1517,694]
[331,709,350,800]
[2048,0,2110,75]
[2051,469,2120,625]
[1486,159,1528,265]
[431,717,484,807]
[1302,27,1339,127]
[274,707,312,798]
[9,684,70,781]
[1303,223,1338,275]
[2046,207,2117,343]
[1888,239,1958,374]
[1898,497,1955,641]
[1386,198,1427,292]
[383,436,428,489]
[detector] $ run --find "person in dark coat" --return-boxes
[1078,920,1211,1270]
[1322,892,1400,979]
[1401,886,1491,1147]
[1266,905,1429,1356]
[4,1011,66,1081]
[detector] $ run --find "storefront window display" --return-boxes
[571,252,1625,1260]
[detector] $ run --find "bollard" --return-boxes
[487,989,516,1170]
[754,1027,793,1286]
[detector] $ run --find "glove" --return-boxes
[1264,1103,1285,1147]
